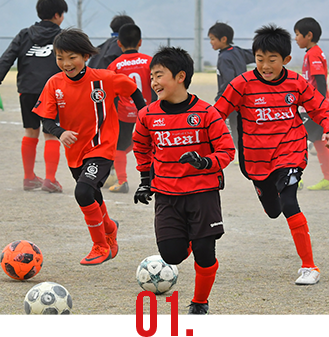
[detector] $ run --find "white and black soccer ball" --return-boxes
[24,281,72,314]
[136,255,178,295]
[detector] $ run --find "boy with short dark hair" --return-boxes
[0,0,68,192]
[88,13,134,69]
[208,22,254,148]
[215,24,329,285]
[33,28,146,265]
[294,17,329,190]
[107,23,154,193]
[133,46,235,314]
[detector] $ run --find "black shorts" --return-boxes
[154,190,224,243]
[20,93,59,133]
[117,120,135,151]
[69,157,113,191]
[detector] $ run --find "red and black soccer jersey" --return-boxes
[133,94,235,195]
[302,45,328,95]
[33,67,137,168]
[108,50,153,123]
[214,67,329,181]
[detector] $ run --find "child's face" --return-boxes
[255,50,291,82]
[55,50,89,78]
[150,64,186,103]
[208,33,228,51]
[294,29,312,49]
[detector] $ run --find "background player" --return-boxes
[294,17,329,191]
[107,23,155,193]
[0,0,68,192]
[215,24,329,285]
[33,28,146,265]
[133,46,235,314]
[88,13,134,69]
[208,21,254,150]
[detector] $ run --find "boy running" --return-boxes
[133,46,235,314]
[0,0,68,192]
[215,24,329,285]
[33,28,146,265]
[107,23,154,193]
[294,17,329,190]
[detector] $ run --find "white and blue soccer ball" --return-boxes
[136,255,178,295]
[24,281,72,314]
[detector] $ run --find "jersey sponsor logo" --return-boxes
[256,107,294,125]
[209,221,223,228]
[254,97,266,105]
[91,88,106,103]
[116,57,149,70]
[55,89,66,108]
[85,163,98,180]
[55,89,64,100]
[187,114,201,127]
[285,93,296,105]
[153,118,166,127]
[154,130,200,149]
[26,44,53,57]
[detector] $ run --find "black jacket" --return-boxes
[0,20,61,94]
[88,35,122,69]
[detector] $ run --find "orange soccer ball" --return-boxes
[0,240,43,280]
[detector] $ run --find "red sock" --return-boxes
[192,259,219,304]
[99,201,116,234]
[313,140,329,180]
[21,136,38,179]
[80,201,108,248]
[287,212,315,268]
[44,140,60,182]
[114,150,127,184]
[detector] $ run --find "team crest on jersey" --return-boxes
[187,114,201,127]
[91,88,106,103]
[285,93,296,105]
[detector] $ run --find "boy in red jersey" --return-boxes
[215,24,329,285]
[107,23,155,193]
[0,0,68,192]
[294,17,329,190]
[133,46,235,314]
[33,28,146,265]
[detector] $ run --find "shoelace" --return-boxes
[298,267,316,277]
[86,245,105,258]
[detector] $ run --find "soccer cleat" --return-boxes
[298,179,304,190]
[295,267,320,285]
[80,244,112,265]
[307,179,329,191]
[105,219,119,259]
[109,181,129,193]
[23,175,43,191]
[103,169,118,188]
[41,179,63,193]
[187,301,209,315]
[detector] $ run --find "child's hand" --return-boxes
[322,133,329,149]
[60,131,78,148]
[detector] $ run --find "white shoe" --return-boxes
[295,267,320,285]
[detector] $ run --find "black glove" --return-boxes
[179,151,212,169]
[134,171,153,205]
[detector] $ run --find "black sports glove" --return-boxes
[134,171,154,205]
[179,151,212,169]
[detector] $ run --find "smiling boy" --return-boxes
[133,46,235,314]
[214,24,329,285]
